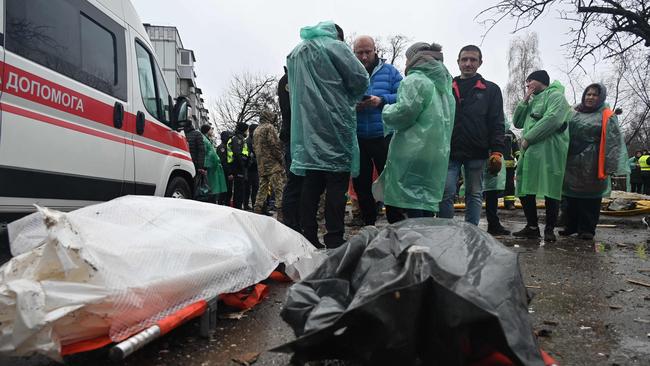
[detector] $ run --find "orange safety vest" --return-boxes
[597,108,614,180]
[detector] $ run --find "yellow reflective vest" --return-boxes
[639,155,650,171]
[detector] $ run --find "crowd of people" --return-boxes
[629,149,650,194]
[187,20,637,248]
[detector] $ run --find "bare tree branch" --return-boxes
[208,72,279,135]
[477,0,650,67]
[505,32,543,115]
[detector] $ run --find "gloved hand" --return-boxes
[487,152,503,175]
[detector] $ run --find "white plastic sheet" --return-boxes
[0,196,318,360]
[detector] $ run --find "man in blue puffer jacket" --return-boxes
[353,35,403,225]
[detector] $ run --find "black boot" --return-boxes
[578,232,594,240]
[559,229,577,237]
[544,227,557,242]
[488,225,511,236]
[513,226,541,239]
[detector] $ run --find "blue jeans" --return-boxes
[438,159,485,225]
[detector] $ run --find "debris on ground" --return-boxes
[626,278,650,288]
[535,329,553,337]
[605,198,637,211]
[232,351,260,365]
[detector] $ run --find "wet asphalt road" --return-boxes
[1,209,649,366]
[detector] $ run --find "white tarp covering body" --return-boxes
[0,196,316,360]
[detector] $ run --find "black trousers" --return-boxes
[484,190,502,228]
[642,172,650,195]
[520,195,559,229]
[504,167,516,202]
[385,205,406,224]
[300,170,350,248]
[282,144,303,232]
[565,196,602,235]
[244,168,259,210]
[218,174,233,206]
[352,136,389,225]
[232,175,247,209]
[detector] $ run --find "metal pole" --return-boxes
[109,325,161,361]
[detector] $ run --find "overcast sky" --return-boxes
[132,0,602,106]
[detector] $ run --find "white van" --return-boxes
[0,0,196,216]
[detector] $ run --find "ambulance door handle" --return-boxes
[113,102,124,129]
[136,111,145,135]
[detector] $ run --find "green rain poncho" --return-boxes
[483,120,511,191]
[563,104,629,198]
[202,135,227,195]
[513,81,571,200]
[287,21,369,176]
[378,58,455,212]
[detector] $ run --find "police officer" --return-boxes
[640,149,650,195]
[227,122,250,209]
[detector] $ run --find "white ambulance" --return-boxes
[0,0,196,216]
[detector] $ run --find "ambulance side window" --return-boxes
[135,41,171,126]
[135,42,159,120]
[6,0,127,101]
[153,61,171,124]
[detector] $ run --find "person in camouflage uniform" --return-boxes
[253,110,286,221]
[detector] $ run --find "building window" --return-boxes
[180,51,191,65]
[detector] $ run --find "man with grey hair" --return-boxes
[352,35,402,225]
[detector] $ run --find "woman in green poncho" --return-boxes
[378,42,455,220]
[200,125,227,202]
[559,84,629,240]
[511,70,571,242]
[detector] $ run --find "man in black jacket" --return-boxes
[438,45,505,228]
[185,125,206,189]
[278,67,303,232]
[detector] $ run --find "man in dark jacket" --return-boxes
[217,131,233,206]
[227,122,250,209]
[438,45,505,227]
[185,125,206,183]
[353,35,402,225]
[278,67,304,232]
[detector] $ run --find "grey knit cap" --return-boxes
[405,42,432,60]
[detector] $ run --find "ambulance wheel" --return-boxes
[165,176,192,199]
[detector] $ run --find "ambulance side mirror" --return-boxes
[172,97,191,131]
